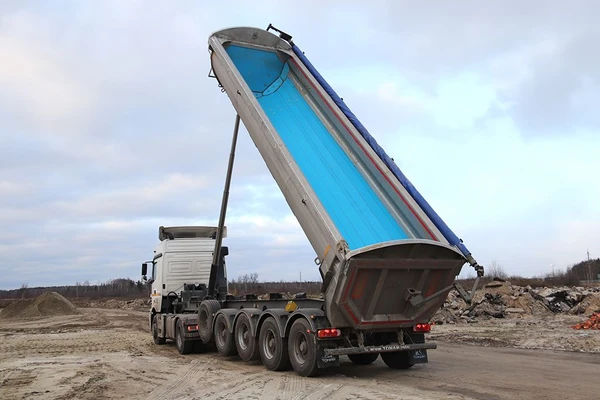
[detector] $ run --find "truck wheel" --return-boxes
[348,353,379,365]
[214,313,237,356]
[259,317,290,371]
[152,314,165,345]
[288,318,319,377]
[234,313,259,362]
[199,300,220,343]
[176,319,194,355]
[381,352,414,369]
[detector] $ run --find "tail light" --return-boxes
[317,328,341,338]
[187,324,199,332]
[413,323,431,333]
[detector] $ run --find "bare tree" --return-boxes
[19,283,28,299]
[487,260,508,280]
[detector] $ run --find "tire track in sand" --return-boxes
[148,358,215,398]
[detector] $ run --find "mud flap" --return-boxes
[409,349,428,364]
[317,343,340,369]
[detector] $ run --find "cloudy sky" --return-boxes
[1,1,598,289]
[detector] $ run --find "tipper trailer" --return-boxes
[142,25,483,376]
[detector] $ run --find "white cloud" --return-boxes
[0,33,95,131]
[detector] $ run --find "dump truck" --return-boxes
[141,25,483,376]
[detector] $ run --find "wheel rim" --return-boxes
[216,319,227,348]
[199,309,208,326]
[262,328,276,360]
[292,331,308,365]
[237,321,249,351]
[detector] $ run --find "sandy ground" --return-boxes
[429,314,600,353]
[1,308,599,400]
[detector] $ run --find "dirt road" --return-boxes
[1,308,598,399]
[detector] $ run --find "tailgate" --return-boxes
[327,240,466,329]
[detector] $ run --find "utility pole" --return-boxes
[587,250,592,284]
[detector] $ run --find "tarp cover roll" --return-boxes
[291,44,472,260]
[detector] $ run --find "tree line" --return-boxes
[3,257,597,302]
[0,278,148,300]
[228,274,321,296]
[0,275,323,300]
[459,257,600,288]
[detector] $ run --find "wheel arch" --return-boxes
[255,309,288,337]
[232,308,262,336]
[284,308,328,338]
[214,309,237,334]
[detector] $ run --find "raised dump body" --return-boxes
[209,27,477,330]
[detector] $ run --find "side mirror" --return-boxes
[221,246,229,257]
[141,262,148,276]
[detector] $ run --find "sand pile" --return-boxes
[0,292,79,320]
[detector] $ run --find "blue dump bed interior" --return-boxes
[226,45,410,250]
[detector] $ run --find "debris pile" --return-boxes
[571,313,600,330]
[0,292,79,320]
[87,298,149,310]
[433,281,600,325]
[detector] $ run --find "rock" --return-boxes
[569,293,600,316]
[536,288,556,298]
[505,308,525,314]
[484,293,505,305]
[485,281,504,288]
[558,302,571,312]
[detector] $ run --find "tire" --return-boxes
[214,313,237,357]
[288,318,319,377]
[199,300,220,343]
[176,319,194,355]
[381,351,415,369]
[152,314,166,345]
[348,353,379,365]
[259,317,290,371]
[234,313,259,362]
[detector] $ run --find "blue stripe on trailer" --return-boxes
[290,44,474,260]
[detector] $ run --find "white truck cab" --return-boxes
[142,226,228,315]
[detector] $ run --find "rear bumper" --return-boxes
[324,341,436,356]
